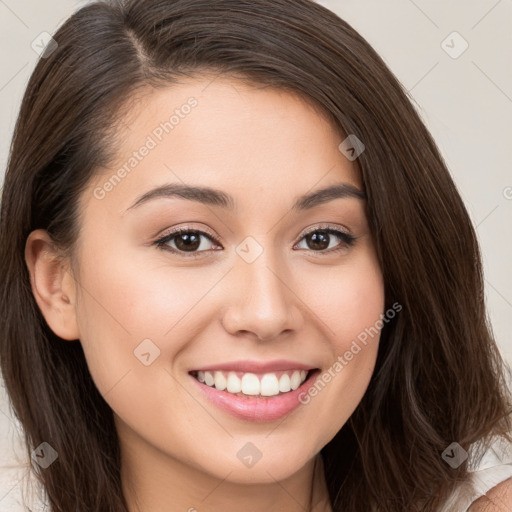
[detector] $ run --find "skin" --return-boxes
[468,477,512,511]
[25,76,386,512]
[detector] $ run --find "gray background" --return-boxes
[1,1,511,510]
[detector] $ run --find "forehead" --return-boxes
[84,76,362,216]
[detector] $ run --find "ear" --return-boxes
[24,229,80,341]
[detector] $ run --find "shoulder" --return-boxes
[468,476,512,511]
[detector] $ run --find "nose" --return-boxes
[221,250,304,342]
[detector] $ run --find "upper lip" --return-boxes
[189,360,318,373]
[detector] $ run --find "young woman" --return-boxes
[0,0,510,510]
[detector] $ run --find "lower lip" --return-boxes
[189,370,321,422]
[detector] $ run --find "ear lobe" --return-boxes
[24,229,80,341]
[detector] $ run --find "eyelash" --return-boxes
[153,224,357,258]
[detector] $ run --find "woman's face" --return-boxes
[37,77,384,486]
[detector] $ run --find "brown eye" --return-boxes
[304,231,331,251]
[155,229,220,255]
[174,232,202,252]
[295,227,356,253]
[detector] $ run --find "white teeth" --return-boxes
[278,373,291,392]
[241,373,260,395]
[204,371,215,386]
[214,371,227,391]
[226,371,242,393]
[195,369,310,397]
[290,371,302,390]
[260,374,280,396]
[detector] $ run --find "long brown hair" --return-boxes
[1,1,510,510]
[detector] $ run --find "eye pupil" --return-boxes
[176,232,201,251]
[158,227,352,256]
[307,231,330,250]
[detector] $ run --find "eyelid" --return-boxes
[293,223,356,255]
[297,222,353,240]
[154,224,222,257]
[154,222,356,257]
[157,223,219,243]
[159,222,353,242]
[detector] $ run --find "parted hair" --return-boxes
[0,1,510,510]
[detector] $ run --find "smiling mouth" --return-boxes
[188,369,318,398]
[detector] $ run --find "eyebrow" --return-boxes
[125,182,366,213]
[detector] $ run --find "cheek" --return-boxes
[328,259,384,382]
[75,237,212,340]
[71,244,215,467]
[72,239,228,397]
[294,253,384,440]
[298,254,385,348]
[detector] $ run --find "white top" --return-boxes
[439,436,512,511]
